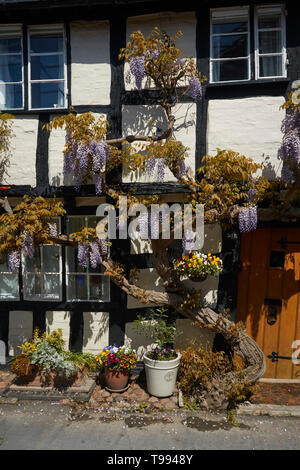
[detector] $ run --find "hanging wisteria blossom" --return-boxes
[281,111,300,134]
[145,157,156,177]
[173,160,186,179]
[89,242,102,269]
[22,231,34,258]
[189,76,202,100]
[77,243,89,268]
[7,250,20,272]
[90,140,108,172]
[238,206,258,233]
[157,159,165,182]
[129,56,145,90]
[98,238,108,256]
[48,223,58,238]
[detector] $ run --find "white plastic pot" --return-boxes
[143,352,181,398]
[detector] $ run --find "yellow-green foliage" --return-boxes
[196,149,268,220]
[178,345,233,396]
[178,344,255,420]
[119,27,206,91]
[0,195,65,259]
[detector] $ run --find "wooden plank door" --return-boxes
[236,227,300,379]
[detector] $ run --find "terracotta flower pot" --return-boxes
[104,367,129,392]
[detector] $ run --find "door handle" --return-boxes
[264,299,282,325]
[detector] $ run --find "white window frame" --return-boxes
[0,24,24,110]
[66,215,110,303]
[22,218,62,301]
[210,6,251,84]
[0,256,20,300]
[27,24,67,110]
[254,4,287,80]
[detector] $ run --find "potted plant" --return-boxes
[174,252,223,282]
[11,328,97,387]
[134,307,181,398]
[95,345,137,392]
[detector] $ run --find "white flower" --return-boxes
[113,346,118,353]
[124,348,129,355]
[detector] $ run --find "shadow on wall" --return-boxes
[261,154,279,180]
[122,103,196,182]
[124,321,157,361]
[82,312,109,351]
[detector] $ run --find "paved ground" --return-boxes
[251,382,300,405]
[0,401,299,451]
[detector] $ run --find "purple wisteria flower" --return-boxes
[129,56,145,90]
[48,223,58,238]
[188,76,202,100]
[89,241,102,269]
[77,243,89,268]
[99,239,108,256]
[173,160,186,179]
[157,159,165,182]
[94,173,103,195]
[7,250,20,272]
[145,157,156,177]
[90,140,108,172]
[22,231,34,258]
[281,111,300,134]
[238,206,258,233]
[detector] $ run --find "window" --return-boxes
[210,5,286,83]
[0,25,23,110]
[28,25,66,109]
[0,23,66,110]
[23,244,62,300]
[255,6,286,79]
[0,258,19,300]
[66,216,110,302]
[210,8,250,83]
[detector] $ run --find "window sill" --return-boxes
[0,108,69,115]
[207,77,289,88]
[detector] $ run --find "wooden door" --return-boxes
[236,227,300,379]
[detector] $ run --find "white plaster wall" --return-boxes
[70,21,111,105]
[46,311,71,350]
[174,319,215,351]
[127,267,164,309]
[122,103,196,183]
[8,311,33,356]
[130,221,222,255]
[5,116,38,187]
[207,96,285,179]
[48,113,106,186]
[124,321,157,360]
[125,12,196,91]
[82,311,109,354]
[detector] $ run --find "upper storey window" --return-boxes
[255,6,286,79]
[210,8,250,83]
[28,25,66,109]
[0,23,66,110]
[0,25,23,110]
[210,5,286,83]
